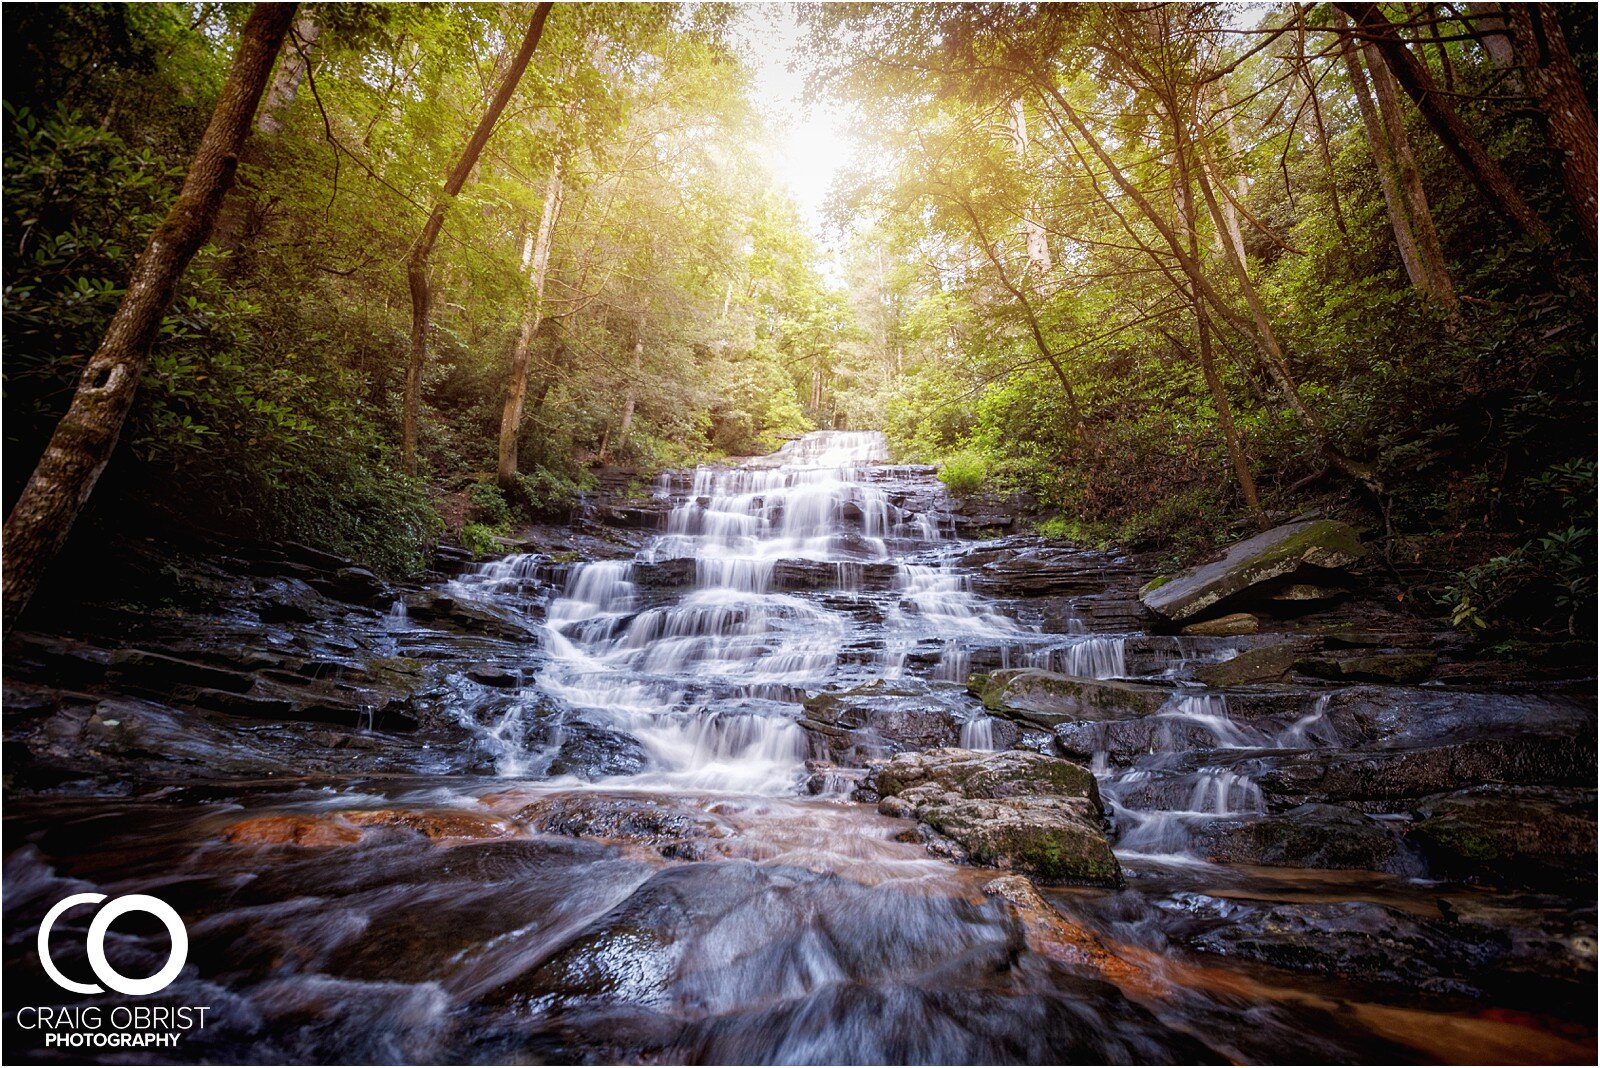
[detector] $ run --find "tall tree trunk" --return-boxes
[1296,12,1349,235]
[615,315,645,452]
[1508,3,1598,252]
[213,10,320,259]
[1172,137,1265,527]
[1215,85,1250,264]
[1467,2,1517,70]
[1342,21,1429,294]
[256,11,320,136]
[1007,98,1052,275]
[496,162,565,491]
[1336,1,1551,244]
[402,2,553,475]
[1341,12,1460,314]
[951,194,1083,426]
[3,3,298,630]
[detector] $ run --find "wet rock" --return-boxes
[1141,519,1365,622]
[544,720,651,779]
[867,748,1120,885]
[1188,898,1503,997]
[1192,643,1302,686]
[1297,651,1437,685]
[632,557,695,587]
[466,664,523,688]
[517,793,727,857]
[982,875,1142,982]
[1181,612,1259,637]
[1199,804,1414,873]
[1407,785,1597,889]
[221,808,514,847]
[1267,583,1347,602]
[1250,733,1596,807]
[972,668,1170,728]
[254,576,334,623]
[221,814,363,847]
[800,679,995,762]
[311,565,390,607]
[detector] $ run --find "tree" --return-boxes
[497,162,566,491]
[1336,10,1458,314]
[1508,3,1597,251]
[2,3,299,630]
[401,2,554,475]
[1336,1,1552,245]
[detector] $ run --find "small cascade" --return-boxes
[960,715,997,750]
[1276,693,1338,748]
[1026,636,1127,679]
[1096,692,1272,859]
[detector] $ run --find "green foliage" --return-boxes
[938,450,988,496]
[466,482,513,527]
[459,522,504,559]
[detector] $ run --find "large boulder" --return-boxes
[800,679,1011,763]
[970,668,1171,728]
[1406,785,1597,889]
[1141,519,1365,622]
[866,748,1121,886]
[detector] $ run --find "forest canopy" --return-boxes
[2,1,1594,640]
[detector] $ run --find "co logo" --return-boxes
[38,893,188,996]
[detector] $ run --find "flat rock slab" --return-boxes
[867,748,1121,886]
[1142,519,1365,622]
[971,668,1171,728]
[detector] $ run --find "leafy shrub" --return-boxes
[938,450,988,496]
[466,482,512,527]
[459,522,502,559]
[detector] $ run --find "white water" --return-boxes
[458,431,999,792]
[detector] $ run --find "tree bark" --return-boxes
[256,11,320,136]
[1466,2,1517,70]
[1337,1,1551,244]
[1508,3,1597,252]
[1341,11,1460,314]
[1342,21,1428,294]
[1007,98,1052,275]
[496,161,565,491]
[213,10,319,259]
[402,2,554,475]
[3,3,298,630]
[1172,136,1265,527]
[615,315,645,452]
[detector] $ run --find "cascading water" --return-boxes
[453,431,987,792]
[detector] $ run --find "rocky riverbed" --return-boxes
[3,431,1594,1064]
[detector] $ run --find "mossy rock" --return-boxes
[1141,519,1365,622]
[1193,643,1301,687]
[973,668,1171,727]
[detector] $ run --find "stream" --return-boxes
[3,431,1594,1064]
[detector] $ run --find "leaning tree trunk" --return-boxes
[1467,2,1518,70]
[497,161,565,491]
[1508,3,1597,252]
[1336,1,1551,245]
[213,10,320,260]
[402,2,554,475]
[1172,135,1265,528]
[1339,10,1460,315]
[2,3,298,632]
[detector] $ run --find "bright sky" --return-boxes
[733,5,853,258]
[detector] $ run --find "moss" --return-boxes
[1138,574,1173,597]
